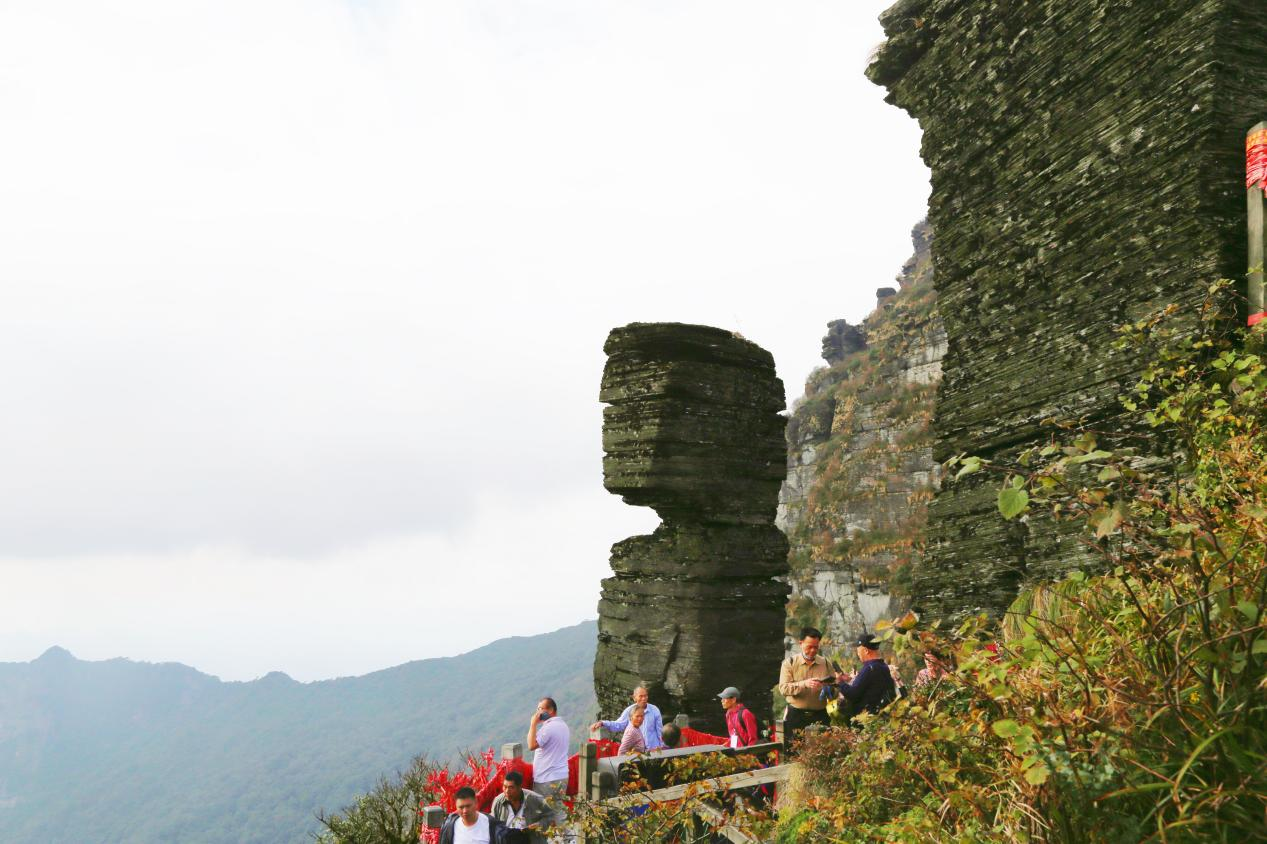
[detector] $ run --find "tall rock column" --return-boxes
[868,0,1267,622]
[595,323,789,734]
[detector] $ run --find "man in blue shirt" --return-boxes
[590,685,665,750]
[839,633,897,722]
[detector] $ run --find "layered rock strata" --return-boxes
[868,0,1267,621]
[778,223,944,649]
[595,324,789,733]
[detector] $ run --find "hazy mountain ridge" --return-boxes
[0,622,597,844]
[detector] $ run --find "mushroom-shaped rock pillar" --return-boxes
[594,323,790,735]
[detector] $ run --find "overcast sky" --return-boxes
[0,0,927,682]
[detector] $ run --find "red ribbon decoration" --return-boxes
[1248,129,1267,191]
[1253,130,1267,328]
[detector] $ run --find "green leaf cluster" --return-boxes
[777,286,1267,842]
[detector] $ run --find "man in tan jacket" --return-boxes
[778,627,844,750]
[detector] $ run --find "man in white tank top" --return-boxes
[439,787,504,844]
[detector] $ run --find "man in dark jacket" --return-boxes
[839,633,897,722]
[439,786,504,844]
[490,771,551,844]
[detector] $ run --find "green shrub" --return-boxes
[313,756,436,844]
[781,284,1267,842]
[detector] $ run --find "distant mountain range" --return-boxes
[0,621,597,844]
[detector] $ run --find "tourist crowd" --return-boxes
[439,627,948,843]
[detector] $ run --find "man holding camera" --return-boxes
[777,627,843,749]
[526,697,570,834]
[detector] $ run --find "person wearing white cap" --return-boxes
[717,686,759,749]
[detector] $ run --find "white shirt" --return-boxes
[452,813,490,844]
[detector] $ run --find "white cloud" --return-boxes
[0,0,926,677]
[0,490,659,681]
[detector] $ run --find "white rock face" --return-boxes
[776,444,820,532]
[904,328,948,385]
[779,221,943,655]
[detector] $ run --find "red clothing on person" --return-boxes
[725,704,759,748]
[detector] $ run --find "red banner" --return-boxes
[1248,129,1267,191]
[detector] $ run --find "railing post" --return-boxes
[1248,122,1266,329]
[674,713,690,728]
[584,742,603,801]
[501,742,523,761]
[578,741,599,801]
[774,718,785,746]
[422,805,445,830]
[575,741,596,844]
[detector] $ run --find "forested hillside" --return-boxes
[0,622,596,844]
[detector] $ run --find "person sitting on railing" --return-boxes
[617,705,648,755]
[717,687,759,749]
[439,786,504,844]
[589,685,665,750]
[490,770,551,844]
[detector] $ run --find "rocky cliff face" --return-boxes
[595,324,789,732]
[778,223,944,650]
[868,0,1267,622]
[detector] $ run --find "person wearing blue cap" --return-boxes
[837,633,898,721]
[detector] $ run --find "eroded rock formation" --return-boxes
[821,320,867,365]
[778,222,944,648]
[595,323,789,733]
[868,0,1267,621]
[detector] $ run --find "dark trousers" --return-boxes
[783,706,830,753]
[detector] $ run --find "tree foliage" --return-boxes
[313,756,435,844]
[780,284,1267,842]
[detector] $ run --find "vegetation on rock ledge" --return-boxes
[781,221,941,642]
[780,286,1267,842]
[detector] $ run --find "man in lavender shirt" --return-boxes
[589,686,665,751]
[527,697,570,834]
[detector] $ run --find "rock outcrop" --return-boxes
[821,320,867,365]
[778,223,944,649]
[868,0,1267,621]
[595,324,789,733]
